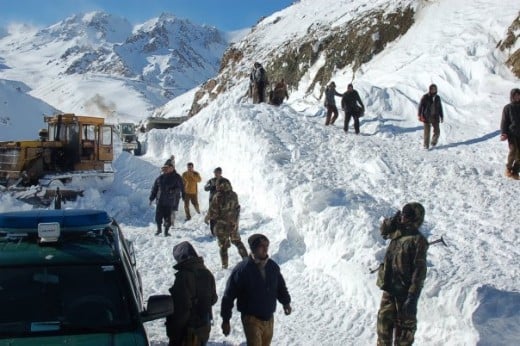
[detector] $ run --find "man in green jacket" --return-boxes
[376,203,429,346]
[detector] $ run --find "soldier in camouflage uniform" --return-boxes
[376,202,429,346]
[204,179,248,269]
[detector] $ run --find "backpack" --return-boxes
[188,268,215,328]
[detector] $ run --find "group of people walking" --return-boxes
[165,234,292,346]
[324,81,366,134]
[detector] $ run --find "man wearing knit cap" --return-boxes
[166,241,217,346]
[220,233,292,345]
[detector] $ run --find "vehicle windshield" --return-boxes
[0,264,135,337]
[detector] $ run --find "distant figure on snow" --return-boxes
[182,162,202,221]
[418,84,444,150]
[324,81,343,126]
[269,79,289,106]
[500,88,520,180]
[250,62,268,104]
[149,161,184,236]
[341,83,365,134]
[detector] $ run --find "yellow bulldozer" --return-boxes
[0,113,115,206]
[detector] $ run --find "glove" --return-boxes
[402,293,418,316]
[500,133,508,141]
[204,215,210,225]
[181,193,185,201]
[440,117,444,123]
[418,115,426,122]
[221,321,231,336]
[283,304,292,315]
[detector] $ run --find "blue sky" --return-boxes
[0,0,295,31]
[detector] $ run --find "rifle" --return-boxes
[369,235,448,273]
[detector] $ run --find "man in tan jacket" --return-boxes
[182,162,201,221]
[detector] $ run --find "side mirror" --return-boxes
[141,295,173,322]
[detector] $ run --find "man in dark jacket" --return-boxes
[203,167,231,235]
[324,81,343,126]
[166,241,217,346]
[376,203,429,346]
[220,234,292,346]
[250,62,268,104]
[341,83,365,134]
[149,162,184,236]
[500,88,520,180]
[418,84,444,149]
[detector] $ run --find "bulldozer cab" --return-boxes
[45,114,114,169]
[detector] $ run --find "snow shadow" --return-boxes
[472,285,520,346]
[435,130,500,150]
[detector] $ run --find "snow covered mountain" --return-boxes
[1,0,520,345]
[0,11,229,123]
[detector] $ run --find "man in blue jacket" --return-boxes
[220,234,292,345]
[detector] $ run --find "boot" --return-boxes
[164,227,171,237]
[220,250,228,269]
[505,168,519,180]
[155,225,161,236]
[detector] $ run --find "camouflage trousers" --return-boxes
[215,221,248,268]
[377,291,417,346]
[241,314,274,346]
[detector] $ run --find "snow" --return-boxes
[1,0,520,345]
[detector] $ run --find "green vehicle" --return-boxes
[0,209,172,345]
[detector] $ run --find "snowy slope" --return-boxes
[0,12,228,121]
[0,79,58,141]
[1,0,520,345]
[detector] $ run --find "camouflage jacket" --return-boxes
[377,219,429,297]
[206,189,239,224]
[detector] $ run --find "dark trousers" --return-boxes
[344,112,360,134]
[506,136,520,172]
[325,105,339,125]
[155,204,173,232]
[423,121,440,148]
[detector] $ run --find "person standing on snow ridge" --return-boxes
[500,88,520,180]
[418,84,444,149]
[220,234,292,346]
[324,81,343,126]
[204,179,248,269]
[341,83,365,134]
[166,241,217,346]
[250,62,268,104]
[182,162,202,221]
[203,167,231,235]
[269,79,289,106]
[149,162,184,236]
[376,203,429,346]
